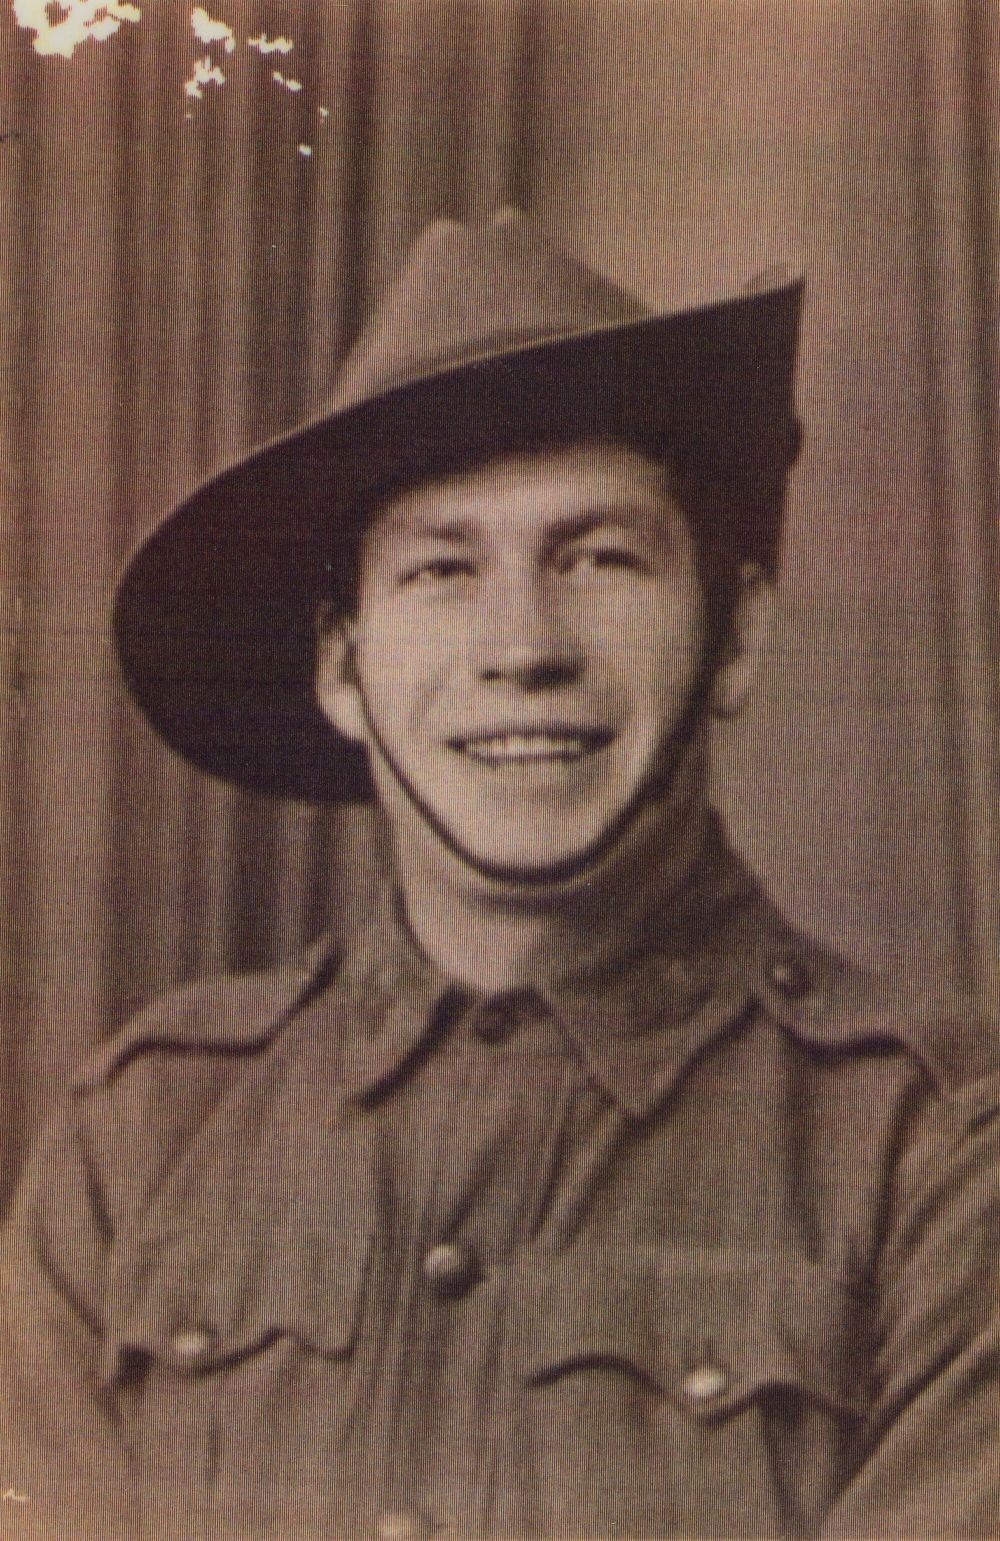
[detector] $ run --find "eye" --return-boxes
[400,556,476,587]
[557,542,647,577]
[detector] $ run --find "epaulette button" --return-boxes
[767,954,813,1001]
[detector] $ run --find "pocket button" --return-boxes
[170,1325,214,1367]
[681,1362,729,1403]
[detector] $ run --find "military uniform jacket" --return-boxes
[3,832,1000,1539]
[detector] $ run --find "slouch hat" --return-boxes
[115,209,803,802]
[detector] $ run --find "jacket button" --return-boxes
[767,953,812,1000]
[423,1240,479,1298]
[681,1363,729,1403]
[170,1325,214,1366]
[476,1001,511,1044]
[475,991,529,1044]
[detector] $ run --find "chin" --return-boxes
[445,816,626,887]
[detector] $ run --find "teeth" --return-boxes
[462,733,596,762]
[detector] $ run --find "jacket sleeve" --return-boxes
[821,1075,1000,1538]
[0,1104,137,1541]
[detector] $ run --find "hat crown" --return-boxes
[331,210,650,410]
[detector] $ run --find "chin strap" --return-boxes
[354,632,718,891]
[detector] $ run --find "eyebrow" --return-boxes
[397,517,477,542]
[539,509,657,543]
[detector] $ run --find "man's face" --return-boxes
[318,442,710,880]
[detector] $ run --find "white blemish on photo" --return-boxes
[12,0,141,59]
[248,32,294,55]
[183,54,226,99]
[190,5,235,53]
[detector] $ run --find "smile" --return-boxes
[455,730,612,764]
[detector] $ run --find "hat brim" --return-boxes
[114,281,803,803]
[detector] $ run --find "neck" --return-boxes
[387,735,713,995]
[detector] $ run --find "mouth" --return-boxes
[451,728,613,764]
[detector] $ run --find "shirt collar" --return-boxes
[328,817,794,1117]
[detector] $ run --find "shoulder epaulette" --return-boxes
[753,923,1000,1102]
[74,932,340,1092]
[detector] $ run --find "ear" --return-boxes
[314,602,368,744]
[710,565,775,719]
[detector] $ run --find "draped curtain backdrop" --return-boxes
[2,0,998,1206]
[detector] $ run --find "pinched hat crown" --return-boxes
[330,210,649,412]
[115,209,804,802]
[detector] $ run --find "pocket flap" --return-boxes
[521,1242,867,1422]
[102,1114,375,1380]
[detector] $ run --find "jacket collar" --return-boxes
[542,870,786,1117]
[333,876,460,1096]
[329,816,796,1119]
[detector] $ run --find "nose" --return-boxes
[475,569,583,691]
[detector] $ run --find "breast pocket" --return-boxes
[101,1180,373,1540]
[518,1243,869,1539]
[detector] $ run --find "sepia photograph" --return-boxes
[1,1,998,1536]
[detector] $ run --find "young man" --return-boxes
[3,213,998,1539]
